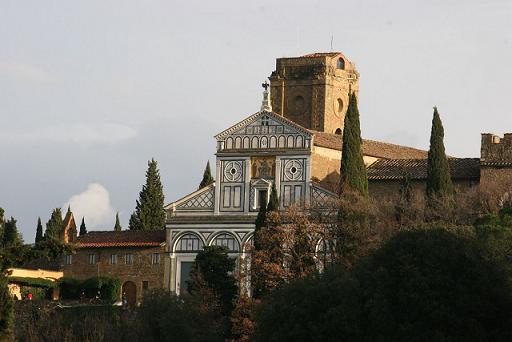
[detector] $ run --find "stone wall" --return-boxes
[63,245,166,301]
[269,53,359,134]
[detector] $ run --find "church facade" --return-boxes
[163,52,443,294]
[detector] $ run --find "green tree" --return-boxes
[339,92,368,198]
[3,217,21,247]
[267,183,279,212]
[35,217,44,244]
[0,208,4,245]
[114,212,122,231]
[45,208,64,241]
[129,158,166,231]
[426,107,454,217]
[199,160,214,189]
[188,245,237,314]
[0,274,13,341]
[79,217,87,236]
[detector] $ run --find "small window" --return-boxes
[125,254,133,265]
[258,190,268,208]
[88,254,97,265]
[65,254,72,265]
[337,58,345,70]
[110,254,118,265]
[142,281,149,291]
[335,128,342,135]
[151,253,160,265]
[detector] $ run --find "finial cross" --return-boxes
[262,81,269,91]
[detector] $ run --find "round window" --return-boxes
[230,168,237,175]
[290,166,297,174]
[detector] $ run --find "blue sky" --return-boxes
[1,0,511,241]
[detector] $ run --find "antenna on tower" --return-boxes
[330,35,334,51]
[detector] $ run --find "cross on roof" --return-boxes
[262,81,269,91]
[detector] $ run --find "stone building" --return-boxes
[163,52,473,295]
[62,230,166,305]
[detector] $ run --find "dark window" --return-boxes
[110,254,118,265]
[337,58,345,70]
[142,281,149,291]
[125,254,133,265]
[151,253,160,265]
[65,255,72,265]
[258,190,268,208]
[335,128,342,135]
[88,254,97,265]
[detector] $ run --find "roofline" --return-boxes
[214,110,313,140]
[164,183,215,209]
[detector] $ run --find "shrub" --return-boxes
[59,277,121,302]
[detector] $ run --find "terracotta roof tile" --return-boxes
[313,132,429,159]
[76,230,166,248]
[367,158,480,180]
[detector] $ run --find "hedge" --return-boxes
[59,277,121,302]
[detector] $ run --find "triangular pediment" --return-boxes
[215,111,312,150]
[215,111,312,140]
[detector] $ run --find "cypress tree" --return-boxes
[198,160,214,189]
[339,93,368,197]
[2,217,21,247]
[35,217,44,244]
[114,212,122,231]
[45,208,64,241]
[0,208,4,245]
[426,107,453,209]
[129,158,166,230]
[79,217,87,236]
[253,200,267,251]
[267,183,280,212]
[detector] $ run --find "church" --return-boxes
[163,52,490,294]
[65,51,512,301]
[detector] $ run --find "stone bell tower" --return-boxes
[269,52,359,135]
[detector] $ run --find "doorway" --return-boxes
[122,281,137,306]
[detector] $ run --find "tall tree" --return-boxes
[426,107,454,216]
[129,158,166,231]
[0,208,4,245]
[339,93,368,198]
[79,217,87,236]
[199,160,214,189]
[114,212,122,231]
[188,246,237,315]
[35,217,44,244]
[267,183,280,212]
[253,200,267,251]
[3,217,21,247]
[45,208,64,241]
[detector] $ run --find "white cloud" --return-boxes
[0,61,52,84]
[0,122,137,145]
[63,183,117,230]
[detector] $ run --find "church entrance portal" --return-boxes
[122,281,137,306]
[179,261,194,295]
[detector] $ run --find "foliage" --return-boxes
[0,208,4,246]
[188,246,237,314]
[45,208,64,241]
[129,158,166,231]
[137,289,227,342]
[339,92,368,197]
[253,200,267,251]
[2,217,21,248]
[426,107,454,219]
[8,276,57,289]
[199,160,215,189]
[251,211,287,299]
[114,213,122,231]
[255,227,512,342]
[59,277,121,302]
[267,183,279,212]
[35,217,44,244]
[0,274,13,341]
[229,295,259,342]
[79,217,87,236]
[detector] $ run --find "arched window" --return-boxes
[211,233,240,252]
[175,233,204,252]
[335,128,342,135]
[337,58,345,70]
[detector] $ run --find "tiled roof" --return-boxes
[313,132,429,159]
[367,158,480,180]
[75,230,166,248]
